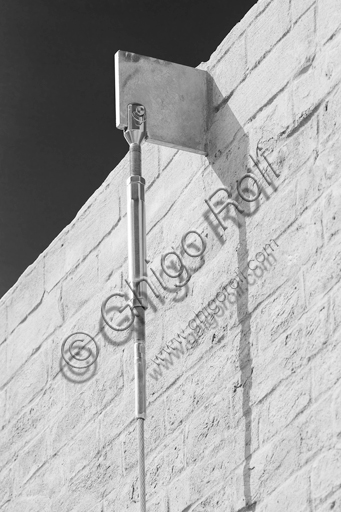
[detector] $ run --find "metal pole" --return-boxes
[124,103,147,512]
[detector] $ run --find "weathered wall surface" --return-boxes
[1,0,341,510]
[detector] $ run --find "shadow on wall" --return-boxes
[206,75,257,511]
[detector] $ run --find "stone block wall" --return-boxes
[0,0,341,510]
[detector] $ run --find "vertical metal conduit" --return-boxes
[124,104,147,512]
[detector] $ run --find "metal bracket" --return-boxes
[123,104,146,146]
[114,51,208,155]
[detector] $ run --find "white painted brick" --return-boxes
[145,492,168,512]
[0,299,7,346]
[7,347,48,419]
[296,151,325,215]
[263,199,324,285]
[22,451,66,499]
[155,430,184,487]
[70,440,122,503]
[245,86,295,153]
[292,30,341,123]
[43,232,68,293]
[146,150,205,235]
[206,0,272,68]
[191,485,233,512]
[320,84,341,145]
[312,334,341,400]
[51,384,98,455]
[243,421,301,501]
[157,163,207,252]
[166,468,195,510]
[65,186,120,273]
[45,185,120,294]
[291,63,317,122]
[311,449,341,506]
[314,491,341,512]
[258,366,311,444]
[209,33,247,105]
[0,390,6,431]
[61,250,99,319]
[323,180,341,244]
[251,273,305,354]
[97,218,127,285]
[317,0,341,45]
[304,297,330,361]
[7,255,44,334]
[291,0,315,22]
[66,422,99,479]
[252,319,305,405]
[0,467,13,508]
[247,0,291,70]
[99,384,134,449]
[51,488,98,512]
[101,473,139,512]
[14,430,49,492]
[163,342,238,436]
[0,342,7,389]
[303,237,341,308]
[207,102,246,163]
[4,496,51,512]
[333,382,341,438]
[122,424,139,474]
[0,380,64,470]
[271,113,318,185]
[330,282,341,336]
[228,7,316,126]
[257,467,310,512]
[48,296,103,382]
[297,394,334,466]
[143,435,180,493]
[185,392,230,467]
[6,287,63,379]
[158,146,179,174]
[321,136,341,189]
[93,350,124,413]
[142,141,159,189]
[187,448,234,505]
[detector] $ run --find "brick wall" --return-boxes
[1,0,341,510]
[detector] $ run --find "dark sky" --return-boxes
[0,0,258,297]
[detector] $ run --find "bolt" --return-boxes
[135,105,145,116]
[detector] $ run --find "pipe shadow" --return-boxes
[206,74,257,510]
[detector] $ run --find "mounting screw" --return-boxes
[135,105,145,116]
